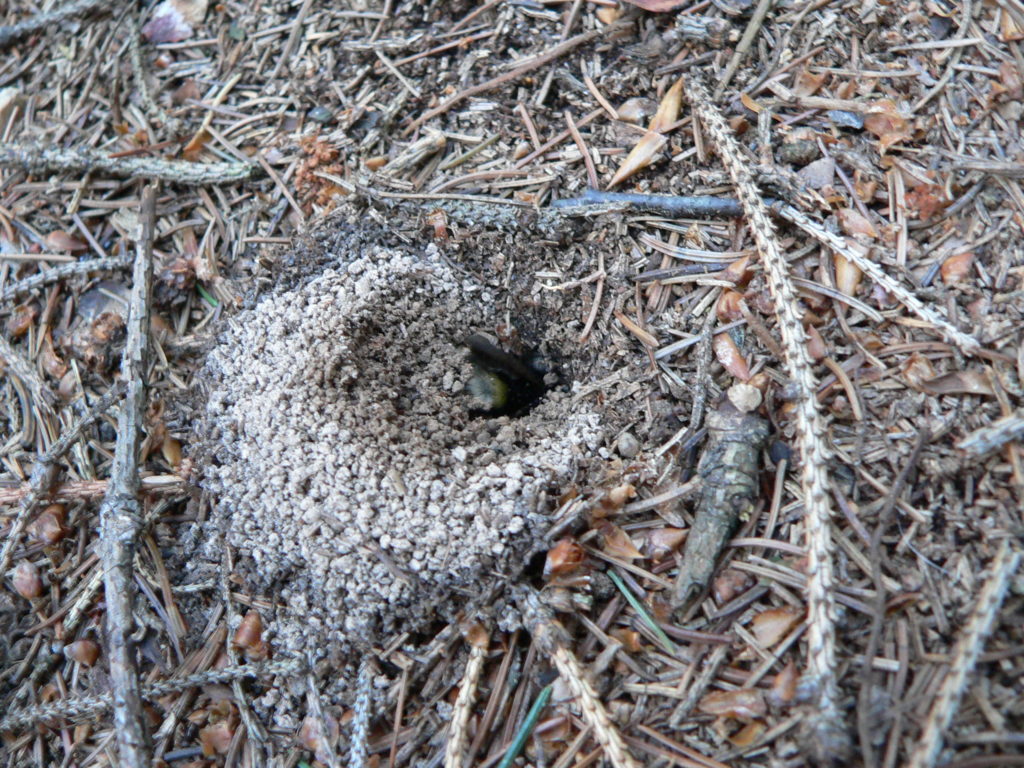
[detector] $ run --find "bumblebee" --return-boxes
[464,334,550,417]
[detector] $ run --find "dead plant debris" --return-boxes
[0,1,1021,767]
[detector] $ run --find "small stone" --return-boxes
[616,432,641,458]
[308,106,334,124]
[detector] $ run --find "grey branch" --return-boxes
[0,144,257,186]
[98,185,156,767]
[0,658,303,733]
[0,0,107,49]
[1,256,129,302]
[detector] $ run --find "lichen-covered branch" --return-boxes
[0,144,257,186]
[98,184,156,767]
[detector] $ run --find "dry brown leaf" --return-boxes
[599,522,643,560]
[940,251,974,285]
[712,569,751,604]
[183,129,212,161]
[792,67,827,97]
[729,721,766,747]
[836,207,878,239]
[901,352,937,391]
[904,184,949,220]
[610,627,643,653]
[649,78,683,133]
[698,689,767,721]
[720,255,753,285]
[44,230,87,252]
[920,370,996,397]
[544,537,585,579]
[834,252,863,297]
[607,78,682,187]
[805,324,827,362]
[768,660,799,707]
[751,607,803,647]
[606,131,667,188]
[864,99,913,151]
[143,0,208,43]
[713,332,751,381]
[717,290,744,322]
[645,527,687,561]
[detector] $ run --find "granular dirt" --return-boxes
[194,229,606,666]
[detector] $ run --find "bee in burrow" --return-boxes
[463,333,554,417]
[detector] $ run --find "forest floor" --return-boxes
[0,1,1022,767]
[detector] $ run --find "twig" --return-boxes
[0,658,303,732]
[683,74,849,761]
[907,542,1021,768]
[445,625,489,768]
[0,0,107,49]
[550,190,985,356]
[271,0,315,79]
[518,587,640,768]
[0,382,125,591]
[0,144,257,185]
[714,0,775,98]
[403,21,629,135]
[552,188,743,218]
[98,184,156,767]
[1,256,129,301]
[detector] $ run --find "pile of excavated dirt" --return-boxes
[194,231,607,668]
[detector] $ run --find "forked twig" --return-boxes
[682,74,848,760]
[907,542,1021,768]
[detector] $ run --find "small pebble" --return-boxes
[308,106,334,124]
[616,432,640,459]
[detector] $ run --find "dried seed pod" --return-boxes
[834,253,863,297]
[6,303,37,338]
[941,251,974,285]
[713,332,751,381]
[544,537,585,580]
[28,504,67,546]
[64,639,100,666]
[13,561,44,599]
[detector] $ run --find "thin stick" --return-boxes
[98,184,157,767]
[404,22,628,136]
[714,0,775,97]
[0,144,256,185]
[683,74,848,760]
[907,542,1021,768]
[0,0,106,49]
